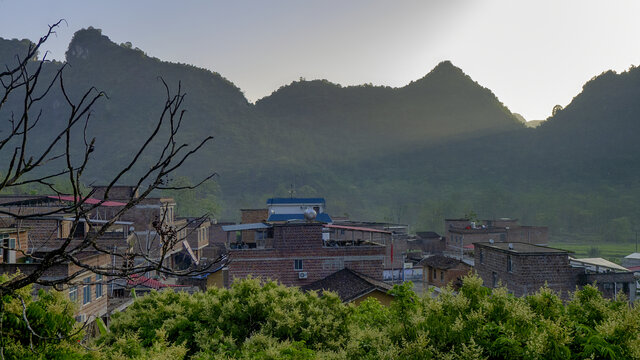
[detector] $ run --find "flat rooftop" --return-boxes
[475,242,570,254]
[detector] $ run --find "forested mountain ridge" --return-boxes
[2,27,640,244]
[255,60,523,158]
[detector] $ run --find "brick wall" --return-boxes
[578,272,637,302]
[228,223,385,286]
[474,244,578,299]
[17,218,61,248]
[240,209,268,243]
[209,223,233,246]
[507,226,548,244]
[91,186,138,201]
[0,252,109,321]
[423,263,472,288]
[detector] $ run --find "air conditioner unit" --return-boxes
[298,272,308,279]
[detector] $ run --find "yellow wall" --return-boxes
[352,289,394,306]
[206,270,225,288]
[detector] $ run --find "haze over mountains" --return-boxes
[1,28,639,241]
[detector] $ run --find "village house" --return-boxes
[0,227,28,264]
[420,254,472,290]
[90,185,194,272]
[0,247,110,331]
[302,268,394,305]
[0,187,212,326]
[223,221,385,287]
[474,241,637,301]
[177,216,211,266]
[217,198,394,287]
[445,218,548,256]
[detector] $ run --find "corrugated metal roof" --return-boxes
[222,223,271,232]
[324,224,391,234]
[570,257,629,272]
[48,195,126,207]
[267,213,332,223]
[266,198,325,205]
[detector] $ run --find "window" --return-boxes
[294,259,303,271]
[73,223,85,238]
[507,255,513,273]
[255,230,268,240]
[0,234,16,263]
[500,234,506,242]
[95,274,103,299]
[69,286,78,303]
[440,271,444,282]
[479,249,483,264]
[83,277,91,305]
[492,272,498,288]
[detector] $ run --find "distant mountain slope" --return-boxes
[1,28,525,179]
[254,60,523,159]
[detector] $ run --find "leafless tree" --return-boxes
[0,21,224,298]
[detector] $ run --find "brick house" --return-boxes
[224,222,385,287]
[474,242,577,298]
[90,186,189,271]
[175,216,212,266]
[420,254,472,290]
[446,218,548,255]
[474,242,637,301]
[0,251,110,327]
[333,220,409,274]
[302,268,394,305]
[0,227,28,264]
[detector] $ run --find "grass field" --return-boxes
[547,241,638,264]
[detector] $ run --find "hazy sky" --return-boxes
[1,0,639,120]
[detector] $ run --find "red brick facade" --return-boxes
[445,218,548,253]
[228,223,385,286]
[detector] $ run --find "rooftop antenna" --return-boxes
[288,183,296,199]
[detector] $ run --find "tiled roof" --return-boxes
[416,231,442,239]
[419,255,465,270]
[127,274,186,290]
[301,268,392,303]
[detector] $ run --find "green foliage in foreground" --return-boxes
[0,274,91,360]
[95,275,640,359]
[3,274,639,359]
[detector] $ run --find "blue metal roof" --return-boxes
[266,198,326,205]
[267,213,332,223]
